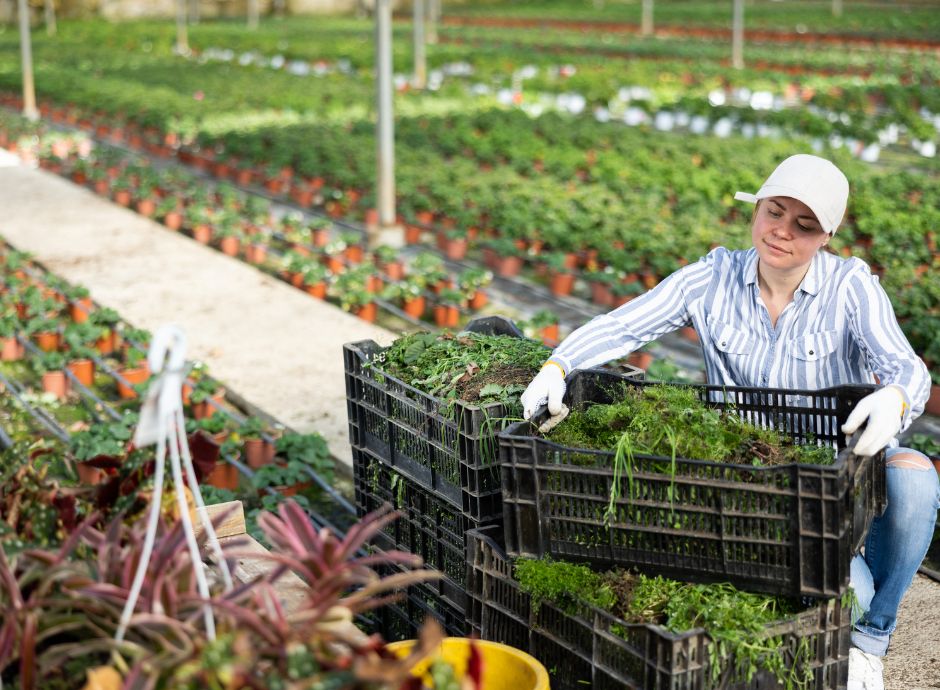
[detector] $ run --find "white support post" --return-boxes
[732,0,744,70]
[413,0,426,90]
[189,0,199,25]
[176,0,189,55]
[832,0,843,18]
[43,0,55,36]
[16,0,37,121]
[427,0,439,44]
[375,0,399,241]
[248,0,259,29]
[641,0,653,36]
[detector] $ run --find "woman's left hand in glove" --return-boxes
[841,385,909,457]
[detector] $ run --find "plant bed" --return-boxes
[467,525,851,690]
[500,369,885,598]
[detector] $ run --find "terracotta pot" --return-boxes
[680,326,700,343]
[402,296,426,318]
[117,365,150,399]
[416,211,434,226]
[164,210,183,231]
[404,225,423,244]
[42,370,68,399]
[193,391,226,420]
[433,304,460,329]
[206,461,240,491]
[292,187,314,208]
[627,351,654,370]
[95,332,118,355]
[324,256,345,274]
[245,244,267,264]
[69,297,94,323]
[113,190,132,207]
[312,228,331,248]
[219,236,240,257]
[366,275,383,293]
[67,358,95,387]
[234,169,254,186]
[590,281,613,307]
[549,272,575,297]
[264,178,284,195]
[305,282,327,299]
[136,198,156,217]
[364,208,379,226]
[288,272,305,288]
[1,337,23,361]
[540,324,560,346]
[76,463,106,485]
[35,331,61,352]
[355,302,378,323]
[192,225,213,244]
[244,438,276,469]
[445,237,469,261]
[468,290,488,310]
[93,180,109,196]
[925,384,940,417]
[383,261,405,280]
[496,256,522,278]
[344,245,364,264]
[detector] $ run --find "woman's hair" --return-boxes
[750,199,762,225]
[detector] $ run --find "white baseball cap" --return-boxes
[734,154,849,235]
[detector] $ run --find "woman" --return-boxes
[520,154,938,690]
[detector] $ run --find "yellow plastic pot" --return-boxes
[386,637,550,690]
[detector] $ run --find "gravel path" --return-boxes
[1,155,937,687]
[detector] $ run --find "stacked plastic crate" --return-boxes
[468,368,886,689]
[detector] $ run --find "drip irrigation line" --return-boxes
[0,424,14,450]
[0,368,71,443]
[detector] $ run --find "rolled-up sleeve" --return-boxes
[547,250,718,374]
[846,266,931,428]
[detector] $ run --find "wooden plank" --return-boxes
[220,534,311,614]
[191,500,245,539]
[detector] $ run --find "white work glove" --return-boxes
[521,363,566,420]
[841,385,908,457]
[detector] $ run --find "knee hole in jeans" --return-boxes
[886,453,933,471]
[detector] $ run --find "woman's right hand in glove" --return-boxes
[520,363,567,420]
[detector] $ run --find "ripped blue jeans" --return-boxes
[850,446,940,656]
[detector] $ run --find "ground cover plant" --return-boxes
[372,330,547,418]
[513,553,841,689]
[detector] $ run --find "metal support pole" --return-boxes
[731,0,744,70]
[16,0,37,121]
[176,0,189,55]
[641,0,653,36]
[248,0,259,29]
[427,0,439,44]
[832,0,842,18]
[43,0,55,36]
[375,0,398,238]
[413,0,426,90]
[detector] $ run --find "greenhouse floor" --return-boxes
[1,153,938,689]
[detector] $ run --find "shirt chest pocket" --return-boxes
[708,319,755,355]
[787,330,839,362]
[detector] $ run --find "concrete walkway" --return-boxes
[1,155,937,689]
[0,161,395,471]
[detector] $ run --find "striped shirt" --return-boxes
[548,247,931,433]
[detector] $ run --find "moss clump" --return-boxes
[548,384,834,466]
[514,557,615,614]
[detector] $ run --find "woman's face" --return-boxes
[751,196,830,271]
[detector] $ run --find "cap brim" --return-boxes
[734,192,758,203]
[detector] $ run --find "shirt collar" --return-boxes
[744,248,827,296]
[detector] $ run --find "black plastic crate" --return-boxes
[345,316,643,522]
[367,575,468,641]
[500,369,885,599]
[352,444,500,620]
[468,526,851,690]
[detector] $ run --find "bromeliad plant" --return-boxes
[0,500,447,690]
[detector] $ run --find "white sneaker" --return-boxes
[848,647,885,690]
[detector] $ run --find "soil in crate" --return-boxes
[501,369,885,598]
[468,526,851,690]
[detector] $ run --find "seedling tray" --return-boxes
[353,444,500,622]
[468,526,851,690]
[345,316,644,522]
[500,369,885,598]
